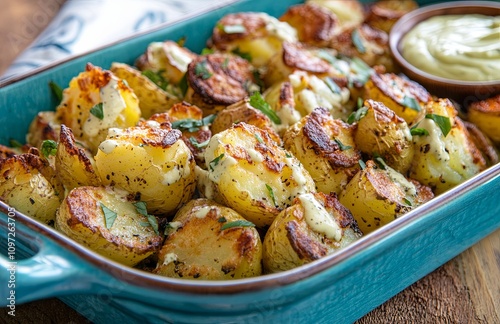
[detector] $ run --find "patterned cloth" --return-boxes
[1,0,236,81]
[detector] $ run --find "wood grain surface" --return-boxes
[1,1,500,323]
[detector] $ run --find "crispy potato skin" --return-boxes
[364,72,431,124]
[27,111,61,149]
[155,198,262,280]
[0,153,61,223]
[354,99,414,173]
[95,126,196,216]
[283,107,361,195]
[463,121,499,167]
[339,160,433,234]
[56,186,163,266]
[308,0,365,31]
[467,94,500,145]
[185,53,259,115]
[280,4,339,47]
[110,62,180,119]
[365,0,419,33]
[263,192,361,273]
[202,122,316,227]
[55,125,101,190]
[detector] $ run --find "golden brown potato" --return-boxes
[339,160,433,234]
[135,40,198,85]
[409,99,487,194]
[56,186,163,266]
[463,121,499,167]
[354,99,414,174]
[211,98,282,145]
[329,24,394,71]
[467,94,500,145]
[283,107,361,195]
[110,62,180,119]
[55,63,141,153]
[365,0,419,33]
[26,111,61,149]
[209,12,298,67]
[262,81,302,134]
[154,198,262,280]
[184,53,260,116]
[307,0,365,31]
[364,72,431,124]
[200,122,316,227]
[0,153,62,224]
[263,192,362,273]
[0,145,19,160]
[55,124,101,190]
[279,3,339,47]
[95,125,196,216]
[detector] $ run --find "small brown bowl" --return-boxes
[389,1,500,107]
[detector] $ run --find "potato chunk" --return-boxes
[200,122,316,227]
[155,198,262,280]
[263,192,362,273]
[95,125,196,216]
[307,0,365,31]
[467,94,500,145]
[339,160,433,234]
[26,111,60,149]
[55,63,141,153]
[56,186,163,266]
[365,0,419,33]
[283,107,361,195]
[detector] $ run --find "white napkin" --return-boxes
[1,0,237,81]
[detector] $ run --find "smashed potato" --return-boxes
[467,94,500,145]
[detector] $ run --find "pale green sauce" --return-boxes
[401,14,500,81]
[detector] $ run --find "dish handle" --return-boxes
[0,213,101,305]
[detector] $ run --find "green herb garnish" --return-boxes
[350,57,372,85]
[221,219,255,230]
[222,57,230,69]
[41,140,57,158]
[254,133,264,143]
[265,184,277,207]
[426,114,451,137]
[316,50,337,65]
[351,29,366,54]
[134,201,159,235]
[358,159,366,170]
[179,73,188,97]
[347,106,368,124]
[334,138,352,151]
[374,156,387,170]
[249,92,281,124]
[232,47,252,62]
[90,102,104,120]
[209,154,225,172]
[403,198,413,207]
[142,70,169,91]
[357,97,364,109]
[171,114,216,132]
[101,203,117,229]
[201,47,215,55]
[189,137,210,149]
[325,77,341,94]
[218,216,227,223]
[49,81,63,102]
[410,126,429,136]
[195,60,212,80]
[401,96,421,112]
[9,139,23,148]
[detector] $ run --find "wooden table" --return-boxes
[1,1,499,323]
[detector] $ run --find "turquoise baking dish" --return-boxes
[1,0,499,323]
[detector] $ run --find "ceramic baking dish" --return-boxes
[1,0,499,322]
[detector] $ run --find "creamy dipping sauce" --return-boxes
[401,14,500,81]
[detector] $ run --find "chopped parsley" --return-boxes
[134,201,159,235]
[142,70,169,91]
[254,133,264,143]
[401,96,421,112]
[221,219,255,230]
[426,114,451,137]
[90,102,104,120]
[171,114,216,132]
[403,198,413,207]
[195,60,212,80]
[209,154,225,172]
[316,50,337,65]
[41,140,57,158]
[49,81,63,102]
[265,184,277,207]
[189,137,210,149]
[325,77,341,94]
[201,47,215,55]
[249,92,281,124]
[410,125,429,136]
[347,106,368,124]
[231,47,252,62]
[218,216,227,223]
[334,138,352,151]
[101,203,117,229]
[351,29,366,54]
[358,159,366,170]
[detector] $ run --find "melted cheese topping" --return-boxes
[298,193,342,241]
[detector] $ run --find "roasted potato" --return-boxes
[110,62,181,119]
[0,145,19,160]
[56,186,163,266]
[279,3,339,47]
[339,160,433,234]
[0,153,62,224]
[55,125,101,190]
[55,63,141,153]
[364,72,431,124]
[283,107,361,195]
[201,122,316,227]
[135,40,198,85]
[354,99,414,174]
[94,125,196,216]
[263,192,362,273]
[365,0,419,33]
[184,53,260,116]
[26,111,60,149]
[209,12,298,67]
[307,0,365,31]
[463,121,499,167]
[261,81,302,135]
[154,198,262,280]
[467,94,500,145]
[409,99,487,194]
